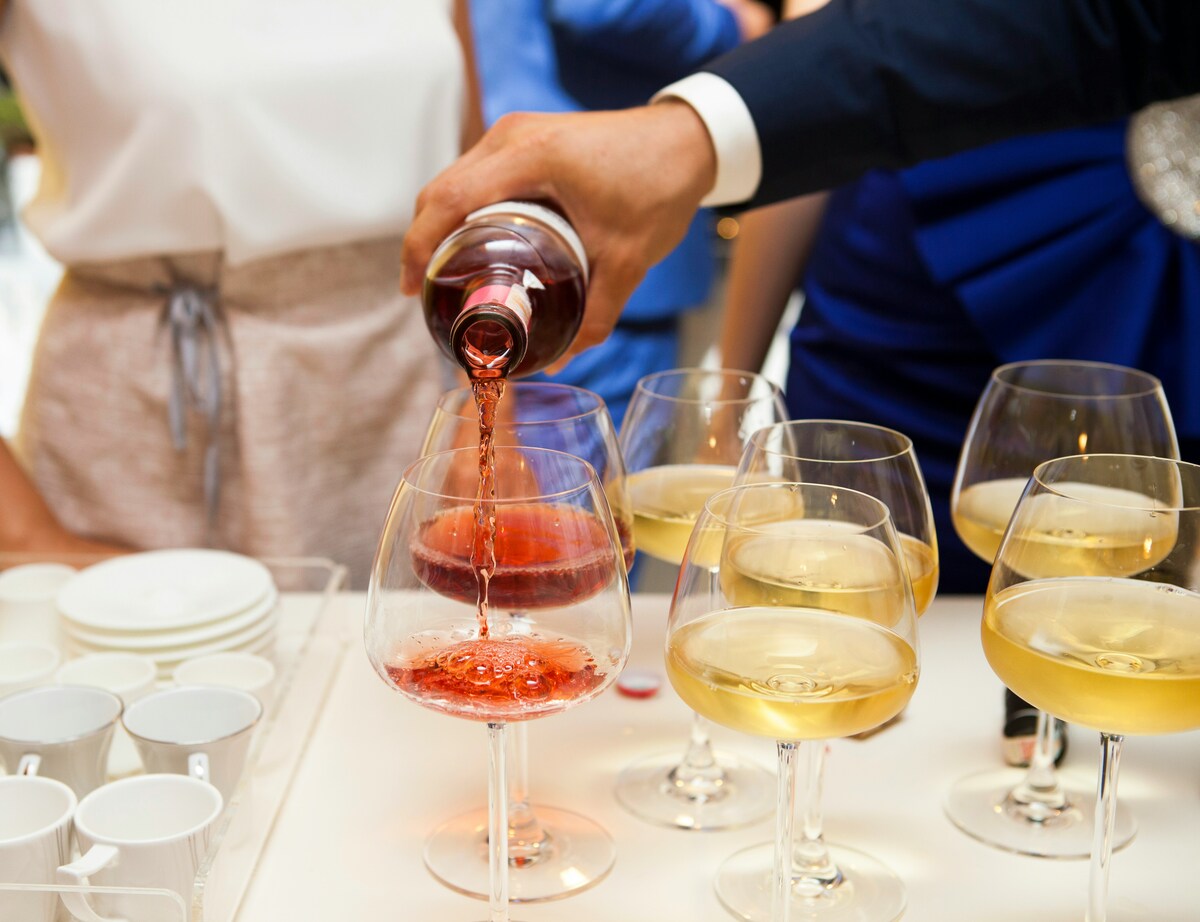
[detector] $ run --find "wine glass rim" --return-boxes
[747,418,914,462]
[632,367,783,405]
[991,359,1164,398]
[435,381,608,425]
[1032,453,1200,511]
[401,445,600,502]
[702,481,893,532]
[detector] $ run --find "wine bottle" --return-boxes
[422,201,588,378]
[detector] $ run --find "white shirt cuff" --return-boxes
[653,72,762,207]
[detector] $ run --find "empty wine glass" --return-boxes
[617,368,788,830]
[947,359,1178,857]
[419,382,633,901]
[984,454,1199,921]
[668,482,920,922]
[365,446,631,922]
[724,419,938,921]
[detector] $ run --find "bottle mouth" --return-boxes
[450,305,528,377]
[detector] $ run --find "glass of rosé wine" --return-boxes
[365,446,631,922]
[418,382,634,902]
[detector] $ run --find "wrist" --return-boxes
[652,72,762,207]
[651,101,718,206]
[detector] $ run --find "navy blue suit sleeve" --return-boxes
[703,0,1200,207]
[547,0,741,78]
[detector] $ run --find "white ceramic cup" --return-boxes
[0,774,76,922]
[0,640,61,695]
[57,773,223,922]
[122,686,262,804]
[0,562,74,647]
[57,652,158,779]
[172,651,277,713]
[0,684,122,797]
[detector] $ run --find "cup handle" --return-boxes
[17,752,41,775]
[188,751,209,785]
[57,844,128,922]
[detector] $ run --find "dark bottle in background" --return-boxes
[422,201,588,379]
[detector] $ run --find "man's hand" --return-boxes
[401,103,716,361]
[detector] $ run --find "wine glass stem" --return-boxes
[487,721,510,922]
[507,721,551,859]
[1006,709,1070,819]
[774,740,800,922]
[793,741,840,885]
[1086,732,1124,922]
[1027,708,1060,790]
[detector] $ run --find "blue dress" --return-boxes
[788,120,1200,593]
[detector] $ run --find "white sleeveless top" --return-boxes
[0,0,464,266]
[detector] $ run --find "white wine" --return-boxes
[666,607,918,740]
[626,464,737,565]
[899,533,939,616]
[1001,484,1178,579]
[984,577,1200,735]
[952,477,1028,563]
[719,520,912,629]
[956,479,1177,577]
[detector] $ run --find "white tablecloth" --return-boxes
[238,594,1200,921]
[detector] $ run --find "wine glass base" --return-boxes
[424,804,615,903]
[715,841,905,922]
[944,768,1136,858]
[614,750,775,831]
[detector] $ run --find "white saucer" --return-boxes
[58,549,274,632]
[67,610,280,664]
[64,587,279,650]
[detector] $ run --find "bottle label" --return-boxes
[463,283,533,328]
[466,201,589,282]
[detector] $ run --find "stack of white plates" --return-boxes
[57,550,278,677]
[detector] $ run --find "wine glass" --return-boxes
[947,359,1178,857]
[984,453,1198,921]
[365,446,632,922]
[419,382,633,901]
[668,482,920,922]
[724,419,938,921]
[617,368,788,830]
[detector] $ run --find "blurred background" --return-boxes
[0,73,63,438]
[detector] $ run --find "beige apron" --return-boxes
[17,238,449,587]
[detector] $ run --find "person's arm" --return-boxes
[402,0,1200,361]
[0,440,124,556]
[701,0,1200,209]
[454,0,485,151]
[718,192,828,374]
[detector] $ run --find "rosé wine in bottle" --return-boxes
[423,201,588,379]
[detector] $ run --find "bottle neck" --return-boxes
[451,273,531,377]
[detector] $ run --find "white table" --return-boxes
[238,594,1200,921]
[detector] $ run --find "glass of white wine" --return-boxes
[418,382,634,902]
[984,453,1198,922]
[668,482,920,922]
[725,419,938,922]
[617,368,788,830]
[948,359,1178,857]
